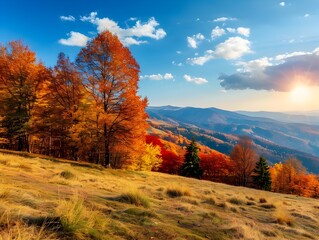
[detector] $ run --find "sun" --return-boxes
[290,85,311,103]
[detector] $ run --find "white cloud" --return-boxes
[188,37,252,65]
[60,15,76,21]
[237,27,250,37]
[172,61,183,67]
[140,73,174,81]
[218,47,319,91]
[214,37,252,60]
[80,12,166,46]
[211,26,225,39]
[213,17,237,22]
[187,33,205,49]
[304,13,310,17]
[226,28,236,33]
[187,50,215,66]
[176,51,182,54]
[184,74,208,84]
[58,31,90,47]
[280,2,285,6]
[122,37,147,46]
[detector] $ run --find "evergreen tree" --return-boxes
[180,139,203,179]
[253,157,272,191]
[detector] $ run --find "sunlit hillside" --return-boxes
[0,150,318,240]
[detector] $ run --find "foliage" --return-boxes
[0,33,148,169]
[200,152,234,183]
[180,139,203,179]
[270,158,319,197]
[253,157,272,191]
[230,136,257,186]
[146,135,183,174]
[138,143,162,171]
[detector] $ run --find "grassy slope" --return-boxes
[0,151,319,240]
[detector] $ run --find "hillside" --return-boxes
[147,106,319,173]
[1,151,319,239]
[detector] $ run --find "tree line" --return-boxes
[147,135,319,198]
[0,31,148,169]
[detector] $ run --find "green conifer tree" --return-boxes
[180,139,203,179]
[253,157,272,191]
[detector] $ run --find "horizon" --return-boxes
[148,104,319,114]
[1,0,319,111]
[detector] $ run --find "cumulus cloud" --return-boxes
[226,28,236,33]
[80,12,166,46]
[184,74,208,84]
[214,37,252,59]
[60,15,76,21]
[237,27,250,37]
[140,73,174,81]
[304,13,310,17]
[226,27,250,37]
[218,48,319,91]
[188,37,251,65]
[213,17,237,22]
[187,50,215,66]
[58,31,90,47]
[280,2,285,6]
[211,26,225,39]
[187,33,205,48]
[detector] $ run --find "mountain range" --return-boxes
[147,106,319,173]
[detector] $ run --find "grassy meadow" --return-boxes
[0,150,319,240]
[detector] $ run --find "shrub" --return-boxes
[166,187,191,198]
[203,197,216,205]
[227,198,245,205]
[259,198,267,203]
[117,191,150,208]
[60,170,75,180]
[260,204,276,209]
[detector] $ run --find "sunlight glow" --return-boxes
[290,85,311,103]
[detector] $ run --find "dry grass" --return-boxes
[0,150,318,239]
[166,185,191,198]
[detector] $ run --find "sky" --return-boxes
[1,0,319,111]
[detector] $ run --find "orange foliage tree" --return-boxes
[200,152,234,183]
[270,158,319,197]
[0,41,48,151]
[76,31,148,168]
[230,136,257,186]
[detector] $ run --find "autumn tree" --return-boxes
[76,31,148,168]
[270,158,309,195]
[180,139,203,179]
[253,156,272,191]
[31,53,84,158]
[200,152,234,183]
[137,143,162,171]
[230,136,257,186]
[0,41,48,151]
[146,135,183,174]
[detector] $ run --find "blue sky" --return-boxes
[1,0,319,111]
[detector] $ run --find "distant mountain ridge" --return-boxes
[147,106,319,173]
[237,110,319,126]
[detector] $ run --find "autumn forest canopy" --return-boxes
[0,31,148,169]
[1,31,319,199]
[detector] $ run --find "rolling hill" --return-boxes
[1,150,319,239]
[147,106,319,173]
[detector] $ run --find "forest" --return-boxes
[0,30,319,199]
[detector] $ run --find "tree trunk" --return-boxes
[104,123,110,167]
